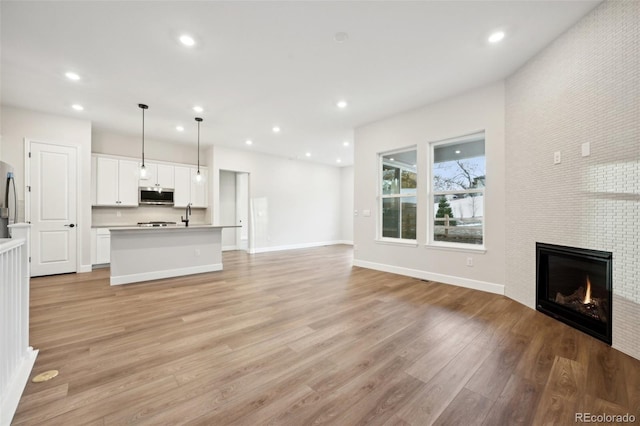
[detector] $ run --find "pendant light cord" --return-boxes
[142,107,145,166]
[195,117,203,174]
[138,104,148,167]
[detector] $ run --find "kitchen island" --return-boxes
[109,225,238,285]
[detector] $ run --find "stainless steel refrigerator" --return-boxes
[1,161,18,238]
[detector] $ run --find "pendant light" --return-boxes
[194,117,204,183]
[138,103,149,178]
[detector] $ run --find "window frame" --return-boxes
[427,132,486,251]
[377,147,418,244]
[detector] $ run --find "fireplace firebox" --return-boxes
[536,243,612,345]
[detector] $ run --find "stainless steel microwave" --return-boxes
[139,187,174,205]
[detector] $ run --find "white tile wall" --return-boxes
[505,0,639,359]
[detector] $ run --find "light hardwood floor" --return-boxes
[13,245,640,425]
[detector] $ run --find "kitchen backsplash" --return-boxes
[92,205,208,227]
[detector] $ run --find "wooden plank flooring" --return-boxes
[12,245,640,425]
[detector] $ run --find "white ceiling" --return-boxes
[1,1,599,166]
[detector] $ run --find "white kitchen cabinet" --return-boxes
[139,162,175,189]
[190,168,208,208]
[91,155,97,205]
[174,166,191,208]
[90,228,111,265]
[96,229,111,264]
[174,166,208,208]
[95,156,139,206]
[157,164,175,188]
[118,160,139,206]
[95,157,118,205]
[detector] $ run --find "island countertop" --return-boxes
[108,224,239,232]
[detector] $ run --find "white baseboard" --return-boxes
[1,347,38,426]
[78,264,92,273]
[110,263,223,285]
[352,259,504,295]
[222,245,238,252]
[249,240,351,254]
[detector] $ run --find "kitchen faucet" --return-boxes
[181,203,192,227]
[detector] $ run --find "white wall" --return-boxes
[353,82,506,294]
[340,166,354,243]
[209,145,343,252]
[92,129,202,165]
[219,170,237,249]
[1,106,93,271]
[505,0,639,359]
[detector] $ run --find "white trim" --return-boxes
[352,259,504,295]
[110,263,222,285]
[222,245,238,252]
[424,243,486,254]
[249,240,349,254]
[79,264,93,273]
[375,238,418,247]
[0,347,38,426]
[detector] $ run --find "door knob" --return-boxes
[64,224,76,228]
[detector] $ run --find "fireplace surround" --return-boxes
[536,242,612,345]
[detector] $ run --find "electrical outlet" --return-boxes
[354,210,358,216]
[466,257,473,267]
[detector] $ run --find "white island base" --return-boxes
[109,225,235,285]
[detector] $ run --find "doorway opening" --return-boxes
[219,170,250,252]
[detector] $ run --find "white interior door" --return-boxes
[29,142,78,276]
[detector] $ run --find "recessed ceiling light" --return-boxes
[65,72,80,81]
[455,150,461,154]
[334,32,349,43]
[71,104,84,111]
[343,141,350,147]
[337,158,342,163]
[193,106,203,113]
[336,100,348,109]
[488,31,505,43]
[246,140,253,145]
[272,126,281,133]
[305,152,311,157]
[176,126,184,132]
[179,34,196,47]
[390,158,395,161]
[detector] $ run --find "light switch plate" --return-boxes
[581,142,590,157]
[554,151,561,164]
[362,209,371,217]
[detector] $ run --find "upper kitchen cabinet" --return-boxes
[138,162,175,189]
[174,166,208,208]
[94,156,139,206]
[190,168,208,208]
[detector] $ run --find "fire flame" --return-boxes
[584,276,592,304]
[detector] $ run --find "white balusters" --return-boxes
[0,231,37,425]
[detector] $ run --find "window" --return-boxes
[379,149,417,241]
[430,132,485,246]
